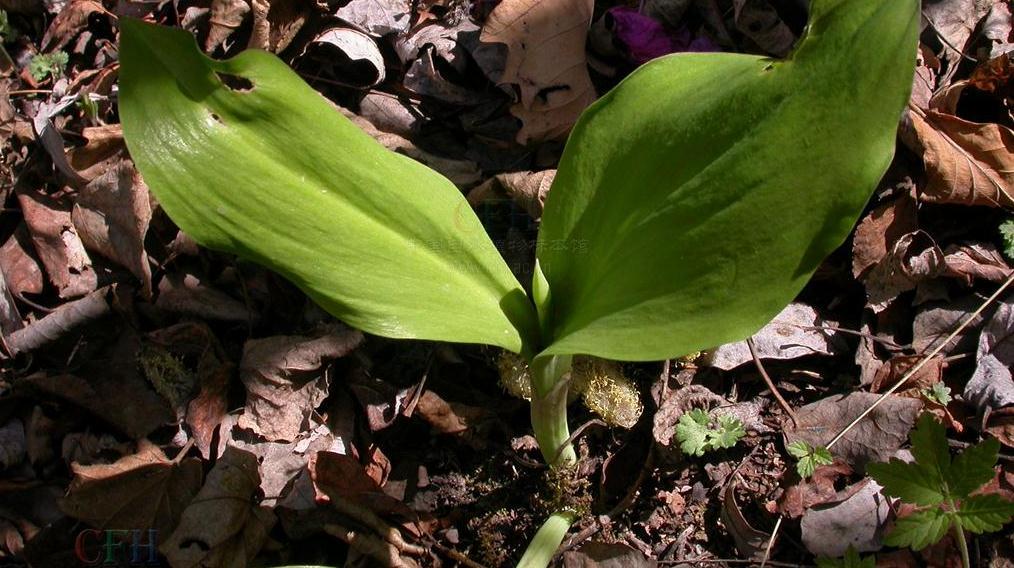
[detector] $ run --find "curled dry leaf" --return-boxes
[562,541,656,568]
[480,0,596,144]
[60,439,202,536]
[4,286,110,356]
[336,0,411,37]
[906,107,1014,209]
[161,447,275,568]
[467,169,555,220]
[862,230,944,312]
[302,27,386,89]
[237,328,363,442]
[16,188,97,299]
[156,271,253,323]
[206,0,250,53]
[777,462,853,518]
[720,482,769,561]
[703,303,841,370]
[65,124,126,182]
[784,392,921,472]
[852,190,920,278]
[942,242,1013,285]
[0,224,45,297]
[248,0,310,53]
[732,0,795,57]
[72,160,153,297]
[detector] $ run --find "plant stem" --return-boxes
[529,354,576,466]
[953,520,971,568]
[516,511,576,568]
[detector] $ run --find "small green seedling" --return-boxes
[787,440,834,479]
[119,0,919,565]
[676,409,745,456]
[1000,218,1014,260]
[867,413,1014,568]
[922,382,952,406]
[816,546,875,568]
[28,51,68,82]
[0,10,14,41]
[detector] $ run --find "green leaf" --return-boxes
[788,440,833,479]
[956,494,1014,534]
[534,0,919,360]
[867,459,946,507]
[947,437,1000,499]
[708,415,745,449]
[883,508,952,551]
[28,51,68,82]
[909,413,951,485]
[119,20,539,357]
[921,382,952,406]
[816,546,875,568]
[675,409,710,456]
[1000,219,1014,259]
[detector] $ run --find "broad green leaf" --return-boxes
[947,437,1000,499]
[535,0,919,360]
[957,494,1014,534]
[884,508,951,551]
[867,459,945,507]
[909,413,951,486]
[118,20,538,356]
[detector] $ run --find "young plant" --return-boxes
[676,409,745,456]
[867,413,1014,568]
[816,546,875,568]
[787,440,834,479]
[118,0,919,564]
[27,51,68,82]
[1000,218,1014,260]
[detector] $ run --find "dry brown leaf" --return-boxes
[852,191,920,278]
[40,0,107,52]
[466,169,555,219]
[72,160,154,298]
[922,0,996,85]
[784,392,921,471]
[206,0,250,53]
[0,224,44,297]
[799,479,890,558]
[249,0,309,53]
[161,447,274,568]
[562,541,656,568]
[66,124,126,182]
[480,0,596,144]
[732,0,795,57]
[60,439,202,536]
[942,242,1013,285]
[964,299,1014,417]
[907,107,1014,208]
[156,271,253,322]
[16,188,97,299]
[703,303,841,370]
[237,328,363,442]
[862,230,944,311]
[777,462,853,518]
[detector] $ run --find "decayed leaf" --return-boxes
[248,0,309,53]
[982,3,1013,59]
[336,0,411,37]
[16,188,97,299]
[467,170,556,220]
[206,0,250,53]
[156,272,253,323]
[720,482,769,560]
[65,124,127,181]
[60,439,202,536]
[237,329,363,442]
[852,191,920,278]
[964,299,1014,416]
[907,107,1014,208]
[942,242,1013,285]
[703,303,841,370]
[301,27,386,89]
[0,224,45,297]
[161,447,274,568]
[778,462,853,518]
[732,0,795,57]
[922,0,995,84]
[784,392,921,471]
[480,0,596,144]
[562,541,656,568]
[861,230,944,311]
[72,160,154,297]
[800,479,890,557]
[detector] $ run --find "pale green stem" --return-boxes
[952,516,970,568]
[529,354,576,466]
[516,512,576,568]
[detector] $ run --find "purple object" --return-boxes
[607,6,718,65]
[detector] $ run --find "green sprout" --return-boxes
[118,0,920,564]
[867,413,1014,568]
[1000,218,1014,260]
[922,382,952,406]
[816,545,875,568]
[28,51,68,82]
[787,440,834,479]
[676,409,745,456]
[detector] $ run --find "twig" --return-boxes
[921,10,978,63]
[760,515,783,567]
[827,272,1014,450]
[747,338,799,427]
[430,540,488,568]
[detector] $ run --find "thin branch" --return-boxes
[747,338,799,427]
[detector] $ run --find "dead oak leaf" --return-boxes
[16,188,97,299]
[237,328,363,442]
[161,447,274,568]
[60,439,202,536]
[906,107,1014,208]
[480,0,596,144]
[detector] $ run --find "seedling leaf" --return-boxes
[921,382,952,406]
[1000,219,1014,259]
[787,440,833,479]
[118,19,539,356]
[675,409,710,457]
[884,507,950,551]
[534,0,919,360]
[816,546,875,568]
[710,415,746,449]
